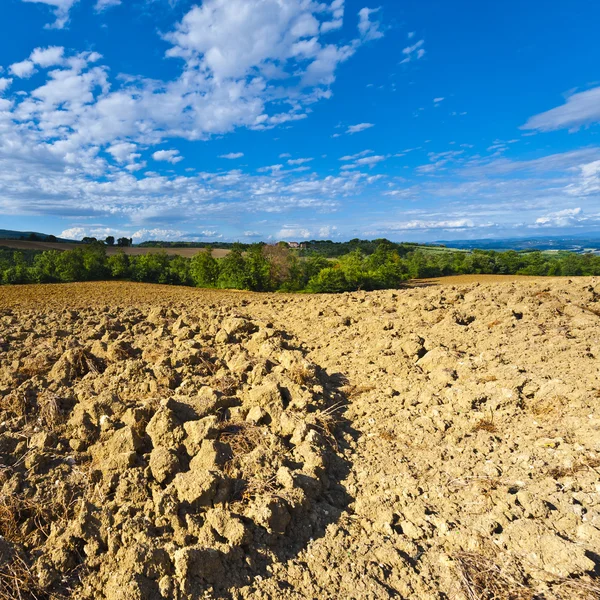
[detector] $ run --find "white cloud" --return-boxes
[522,87,600,132]
[358,7,383,41]
[164,0,368,90]
[318,225,337,238]
[277,226,311,240]
[340,150,372,161]
[0,78,13,93]
[30,46,65,67]
[95,0,121,11]
[566,159,600,196]
[354,155,385,167]
[0,5,394,233]
[153,149,184,164]
[321,0,344,32]
[21,0,78,29]
[433,97,444,103]
[279,153,292,158]
[400,39,425,64]
[9,60,36,79]
[534,208,583,228]
[107,142,139,163]
[381,219,484,231]
[346,122,374,134]
[60,227,87,239]
[132,228,186,241]
[288,157,313,165]
[219,152,244,159]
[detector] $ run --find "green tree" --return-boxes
[244,244,271,291]
[306,267,350,293]
[82,245,108,280]
[167,255,192,286]
[107,252,130,278]
[105,236,115,246]
[190,250,219,287]
[217,244,247,289]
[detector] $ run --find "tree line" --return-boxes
[1,241,599,291]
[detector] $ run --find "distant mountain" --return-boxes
[0,229,76,242]
[434,235,600,254]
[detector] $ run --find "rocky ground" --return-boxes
[0,277,599,599]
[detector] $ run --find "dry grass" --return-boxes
[553,578,600,600]
[288,364,314,386]
[37,391,62,430]
[578,304,600,318]
[379,428,396,441]
[17,355,53,379]
[340,383,375,398]
[548,457,600,479]
[0,391,27,418]
[454,551,534,600]
[212,374,238,396]
[68,347,104,378]
[0,552,54,600]
[218,420,267,462]
[473,418,497,434]
[455,549,600,600]
[529,394,567,416]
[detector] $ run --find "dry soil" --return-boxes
[0,277,599,599]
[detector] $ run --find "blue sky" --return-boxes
[1,0,600,243]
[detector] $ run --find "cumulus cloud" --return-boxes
[346,122,374,134]
[277,226,311,240]
[21,0,78,29]
[219,152,244,159]
[60,227,87,239]
[534,208,584,228]
[164,0,377,95]
[107,142,139,164]
[522,87,600,132]
[152,150,183,164]
[132,228,186,241]
[318,225,338,238]
[0,78,13,93]
[30,46,65,67]
[9,60,36,79]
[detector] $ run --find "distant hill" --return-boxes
[0,229,75,243]
[435,235,600,254]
